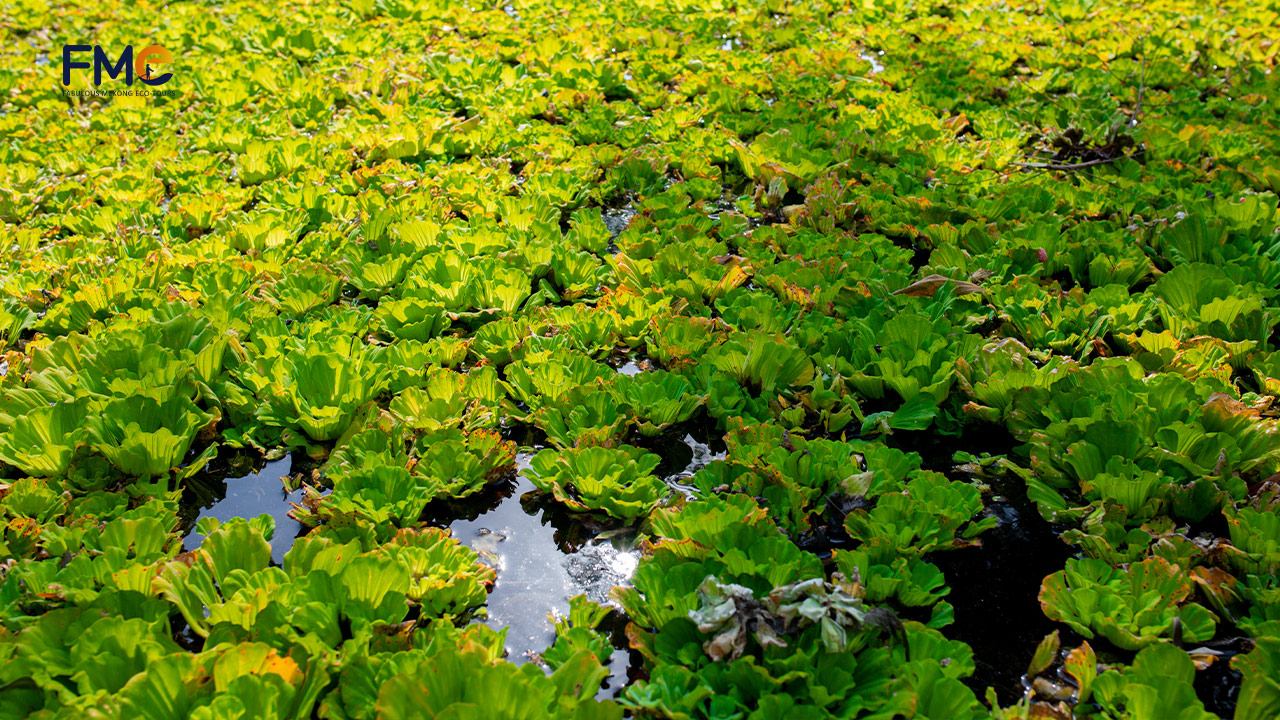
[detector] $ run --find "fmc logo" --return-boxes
[61,45,174,87]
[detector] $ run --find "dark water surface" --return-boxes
[446,452,640,690]
[181,454,304,564]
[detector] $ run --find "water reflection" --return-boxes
[181,456,303,564]
[452,474,577,662]
[448,452,640,685]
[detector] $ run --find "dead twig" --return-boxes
[1009,157,1127,171]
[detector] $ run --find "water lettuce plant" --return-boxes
[526,445,669,519]
[1,0,1279,715]
[1039,556,1218,650]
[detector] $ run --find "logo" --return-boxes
[61,44,174,87]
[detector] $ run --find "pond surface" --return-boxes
[448,452,640,688]
[931,482,1074,705]
[181,455,304,565]
[178,441,641,687]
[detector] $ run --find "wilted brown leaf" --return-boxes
[893,274,984,297]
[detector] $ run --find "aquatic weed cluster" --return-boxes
[2,0,1280,717]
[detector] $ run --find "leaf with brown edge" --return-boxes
[1063,641,1097,703]
[893,274,984,297]
[1190,565,1241,620]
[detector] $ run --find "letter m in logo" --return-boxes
[93,45,134,86]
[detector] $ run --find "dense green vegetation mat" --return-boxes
[3,0,1280,717]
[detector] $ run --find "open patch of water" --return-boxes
[448,451,641,687]
[605,349,654,376]
[616,360,643,376]
[929,482,1075,705]
[602,206,636,255]
[659,432,724,498]
[860,50,886,74]
[891,429,1074,705]
[180,454,304,565]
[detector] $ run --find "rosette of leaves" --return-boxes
[0,300,36,349]
[373,528,495,619]
[157,517,491,656]
[707,333,815,396]
[954,338,1072,424]
[387,366,503,432]
[601,290,671,349]
[475,259,533,314]
[44,614,184,701]
[344,231,423,300]
[502,350,612,414]
[1006,360,1280,525]
[371,637,621,720]
[988,278,1118,357]
[822,310,977,408]
[525,445,668,519]
[844,471,996,563]
[380,339,474,393]
[0,509,175,617]
[263,263,340,318]
[536,390,629,448]
[36,277,130,335]
[541,595,614,670]
[314,623,499,720]
[157,517,407,646]
[376,291,451,342]
[0,398,89,477]
[620,497,983,719]
[0,608,330,719]
[1060,509,1207,566]
[52,319,223,405]
[538,303,620,357]
[714,288,801,335]
[95,312,233,387]
[608,240,750,306]
[311,424,516,525]
[686,425,824,532]
[548,248,610,301]
[411,428,516,496]
[87,394,217,477]
[1150,263,1273,345]
[1250,350,1280,396]
[1039,556,1217,650]
[1233,574,1280,636]
[253,342,388,442]
[297,465,432,527]
[225,207,310,253]
[1224,506,1280,575]
[1078,458,1182,522]
[0,477,67,525]
[403,250,479,312]
[235,140,288,185]
[834,549,954,628]
[609,370,706,436]
[1116,331,1237,384]
[689,423,924,534]
[646,315,730,368]
[1233,624,1280,720]
[618,495,826,647]
[42,621,327,720]
[466,317,540,366]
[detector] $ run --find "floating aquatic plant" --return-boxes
[1,0,1278,716]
